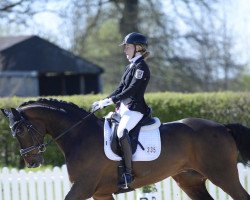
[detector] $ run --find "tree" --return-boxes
[164,0,244,91]
[0,0,49,24]
[0,0,245,92]
[70,0,232,92]
[69,0,174,92]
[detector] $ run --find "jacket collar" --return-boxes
[133,56,144,64]
[129,54,142,64]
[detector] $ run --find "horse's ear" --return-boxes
[0,108,21,119]
[1,108,12,118]
[10,108,22,119]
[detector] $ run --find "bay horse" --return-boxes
[1,98,250,200]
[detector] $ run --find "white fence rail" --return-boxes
[0,164,249,200]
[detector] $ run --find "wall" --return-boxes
[0,71,39,97]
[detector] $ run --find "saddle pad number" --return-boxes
[147,146,156,154]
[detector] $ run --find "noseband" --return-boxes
[10,117,46,157]
[11,111,96,157]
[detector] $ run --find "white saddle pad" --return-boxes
[104,113,161,161]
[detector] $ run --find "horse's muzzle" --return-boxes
[24,153,44,168]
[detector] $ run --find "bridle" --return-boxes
[10,116,47,157]
[10,111,96,158]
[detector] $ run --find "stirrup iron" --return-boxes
[122,173,128,189]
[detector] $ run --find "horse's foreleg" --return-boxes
[172,171,214,200]
[64,180,95,200]
[93,193,114,200]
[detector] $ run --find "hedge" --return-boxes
[0,92,250,168]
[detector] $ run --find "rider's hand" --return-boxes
[91,101,100,112]
[98,98,113,109]
[91,98,113,112]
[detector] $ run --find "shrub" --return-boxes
[0,92,250,168]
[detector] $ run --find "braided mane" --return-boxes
[19,98,89,116]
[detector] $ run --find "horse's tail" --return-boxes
[224,123,250,166]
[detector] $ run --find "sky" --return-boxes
[226,0,250,64]
[162,0,250,65]
[16,0,250,65]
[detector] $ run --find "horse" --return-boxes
[1,98,250,200]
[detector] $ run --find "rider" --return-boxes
[92,32,151,187]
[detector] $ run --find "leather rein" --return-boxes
[11,110,96,157]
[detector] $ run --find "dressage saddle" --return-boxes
[107,111,156,156]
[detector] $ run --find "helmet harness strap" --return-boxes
[132,44,136,58]
[132,44,144,58]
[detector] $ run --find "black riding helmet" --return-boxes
[119,32,148,46]
[120,32,148,59]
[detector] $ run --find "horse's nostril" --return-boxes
[31,162,39,168]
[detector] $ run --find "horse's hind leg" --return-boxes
[203,163,250,200]
[172,170,213,200]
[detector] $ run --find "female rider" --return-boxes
[92,32,151,188]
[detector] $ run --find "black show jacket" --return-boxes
[109,57,150,114]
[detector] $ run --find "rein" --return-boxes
[14,110,97,157]
[46,111,96,146]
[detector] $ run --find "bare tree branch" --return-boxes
[81,0,103,41]
[0,0,27,12]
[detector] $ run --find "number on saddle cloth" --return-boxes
[108,112,156,156]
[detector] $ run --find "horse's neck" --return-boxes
[46,113,104,156]
[22,105,84,151]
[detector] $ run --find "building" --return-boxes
[0,35,104,97]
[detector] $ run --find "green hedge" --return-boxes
[0,92,250,168]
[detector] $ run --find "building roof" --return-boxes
[0,36,33,51]
[0,35,104,74]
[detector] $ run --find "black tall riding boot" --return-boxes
[118,129,134,188]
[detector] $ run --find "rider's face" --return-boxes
[124,44,135,60]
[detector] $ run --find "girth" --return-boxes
[108,112,156,156]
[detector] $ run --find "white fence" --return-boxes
[0,164,249,200]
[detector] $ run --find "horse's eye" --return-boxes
[15,127,24,136]
[16,129,21,134]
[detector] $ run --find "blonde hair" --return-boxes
[136,44,150,59]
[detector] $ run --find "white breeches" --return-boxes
[116,103,143,138]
